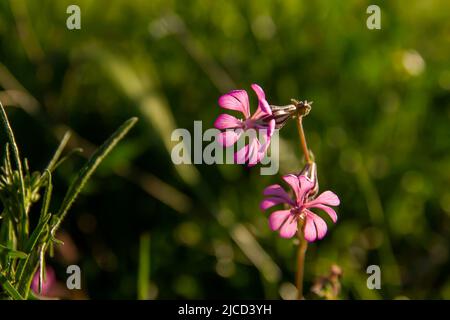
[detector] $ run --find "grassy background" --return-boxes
[0,0,449,299]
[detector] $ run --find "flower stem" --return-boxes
[295,113,311,300]
[295,220,308,299]
[296,116,312,164]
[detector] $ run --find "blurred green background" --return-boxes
[0,0,449,299]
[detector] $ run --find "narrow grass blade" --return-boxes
[45,131,71,173]
[0,102,23,181]
[4,143,13,176]
[15,214,50,292]
[15,171,53,292]
[0,244,27,259]
[52,148,83,171]
[0,272,24,300]
[38,170,52,223]
[16,249,41,298]
[0,101,27,240]
[52,117,138,232]
[137,232,151,300]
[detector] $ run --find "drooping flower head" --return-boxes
[260,163,340,242]
[269,99,313,129]
[214,84,276,166]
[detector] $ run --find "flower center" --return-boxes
[292,206,306,220]
[243,118,256,130]
[243,118,270,131]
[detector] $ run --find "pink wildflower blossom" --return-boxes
[214,84,276,166]
[31,266,56,296]
[261,173,340,241]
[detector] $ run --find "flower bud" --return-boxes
[264,100,313,129]
[298,162,319,198]
[268,104,297,129]
[291,99,313,117]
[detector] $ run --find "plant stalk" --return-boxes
[295,220,308,299]
[296,116,312,164]
[294,113,312,299]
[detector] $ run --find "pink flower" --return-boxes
[31,265,56,296]
[214,84,276,166]
[260,173,340,241]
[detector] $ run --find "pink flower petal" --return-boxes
[307,191,340,207]
[309,204,338,223]
[298,175,315,200]
[282,175,314,203]
[267,118,275,137]
[257,141,269,162]
[217,130,241,147]
[282,174,301,198]
[214,114,242,129]
[218,90,250,118]
[256,123,275,159]
[263,184,293,203]
[257,149,267,163]
[303,216,317,242]
[309,211,328,240]
[31,266,56,296]
[247,137,261,167]
[234,144,249,164]
[279,216,298,238]
[251,84,272,117]
[251,83,266,100]
[260,197,288,210]
[268,210,291,231]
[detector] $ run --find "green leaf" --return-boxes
[0,272,24,300]
[45,131,71,173]
[38,170,52,223]
[3,143,13,177]
[52,117,138,233]
[137,232,151,300]
[15,170,53,283]
[0,244,28,259]
[52,147,83,171]
[16,250,41,298]
[15,171,53,294]
[15,215,50,294]
[0,101,27,241]
[34,132,76,189]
